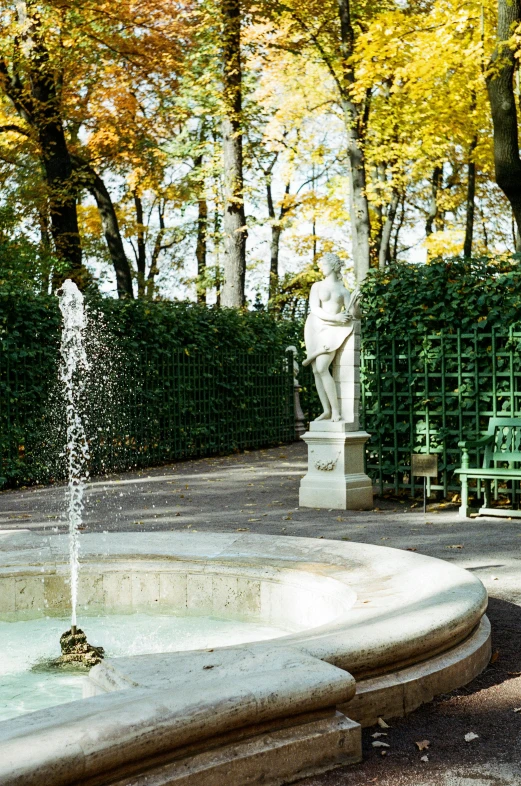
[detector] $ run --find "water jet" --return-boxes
[56,280,102,663]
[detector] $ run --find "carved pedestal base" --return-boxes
[299,422,373,510]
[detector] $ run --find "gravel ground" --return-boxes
[1,441,520,786]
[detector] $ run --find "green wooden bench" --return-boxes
[456,417,521,518]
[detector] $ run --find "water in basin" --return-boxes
[0,613,288,722]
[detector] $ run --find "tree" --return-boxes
[64,0,190,298]
[0,0,519,306]
[73,156,134,298]
[0,2,88,286]
[486,0,521,248]
[221,0,248,307]
[337,0,372,280]
[259,0,374,281]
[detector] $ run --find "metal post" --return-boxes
[286,347,306,438]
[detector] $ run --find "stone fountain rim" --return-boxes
[0,529,488,679]
[0,530,491,786]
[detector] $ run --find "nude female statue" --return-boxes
[302,253,361,422]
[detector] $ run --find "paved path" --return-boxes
[1,442,520,785]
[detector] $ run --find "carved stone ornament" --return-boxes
[314,457,338,471]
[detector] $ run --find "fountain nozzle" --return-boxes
[56,626,104,669]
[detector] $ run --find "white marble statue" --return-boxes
[302,253,361,422]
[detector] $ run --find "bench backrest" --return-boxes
[483,417,521,467]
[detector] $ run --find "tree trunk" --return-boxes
[72,156,133,298]
[425,166,443,236]
[346,128,371,279]
[194,124,208,304]
[38,122,84,283]
[267,180,279,302]
[213,203,222,307]
[90,173,134,299]
[269,226,282,301]
[392,194,406,261]
[221,0,247,308]
[463,138,477,258]
[338,0,371,282]
[378,189,400,269]
[196,196,208,304]
[134,194,147,297]
[267,179,291,303]
[486,0,521,247]
[146,204,167,300]
[194,151,208,304]
[372,164,385,261]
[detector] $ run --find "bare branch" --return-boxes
[0,124,31,137]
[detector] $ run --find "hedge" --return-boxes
[0,292,297,487]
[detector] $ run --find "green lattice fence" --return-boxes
[0,346,295,487]
[96,348,295,474]
[361,327,521,495]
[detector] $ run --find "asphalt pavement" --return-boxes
[1,441,520,786]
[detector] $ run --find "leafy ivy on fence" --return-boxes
[361,327,521,495]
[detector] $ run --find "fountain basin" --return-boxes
[0,530,490,786]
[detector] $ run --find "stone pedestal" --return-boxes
[299,422,373,510]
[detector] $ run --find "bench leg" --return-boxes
[459,474,470,518]
[483,479,491,510]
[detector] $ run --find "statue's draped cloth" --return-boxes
[302,314,354,367]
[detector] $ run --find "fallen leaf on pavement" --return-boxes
[378,717,390,728]
[372,741,390,748]
[415,740,430,751]
[514,708,521,713]
[421,755,429,762]
[490,649,500,663]
[371,732,387,738]
[447,544,463,549]
[236,528,249,532]
[406,547,417,552]
[464,732,479,742]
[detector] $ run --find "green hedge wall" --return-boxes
[3,256,520,492]
[0,292,296,487]
[360,257,521,336]
[358,258,521,495]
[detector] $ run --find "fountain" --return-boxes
[0,276,492,785]
[55,280,103,667]
[0,531,490,785]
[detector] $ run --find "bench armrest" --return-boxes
[458,435,494,450]
[458,434,494,470]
